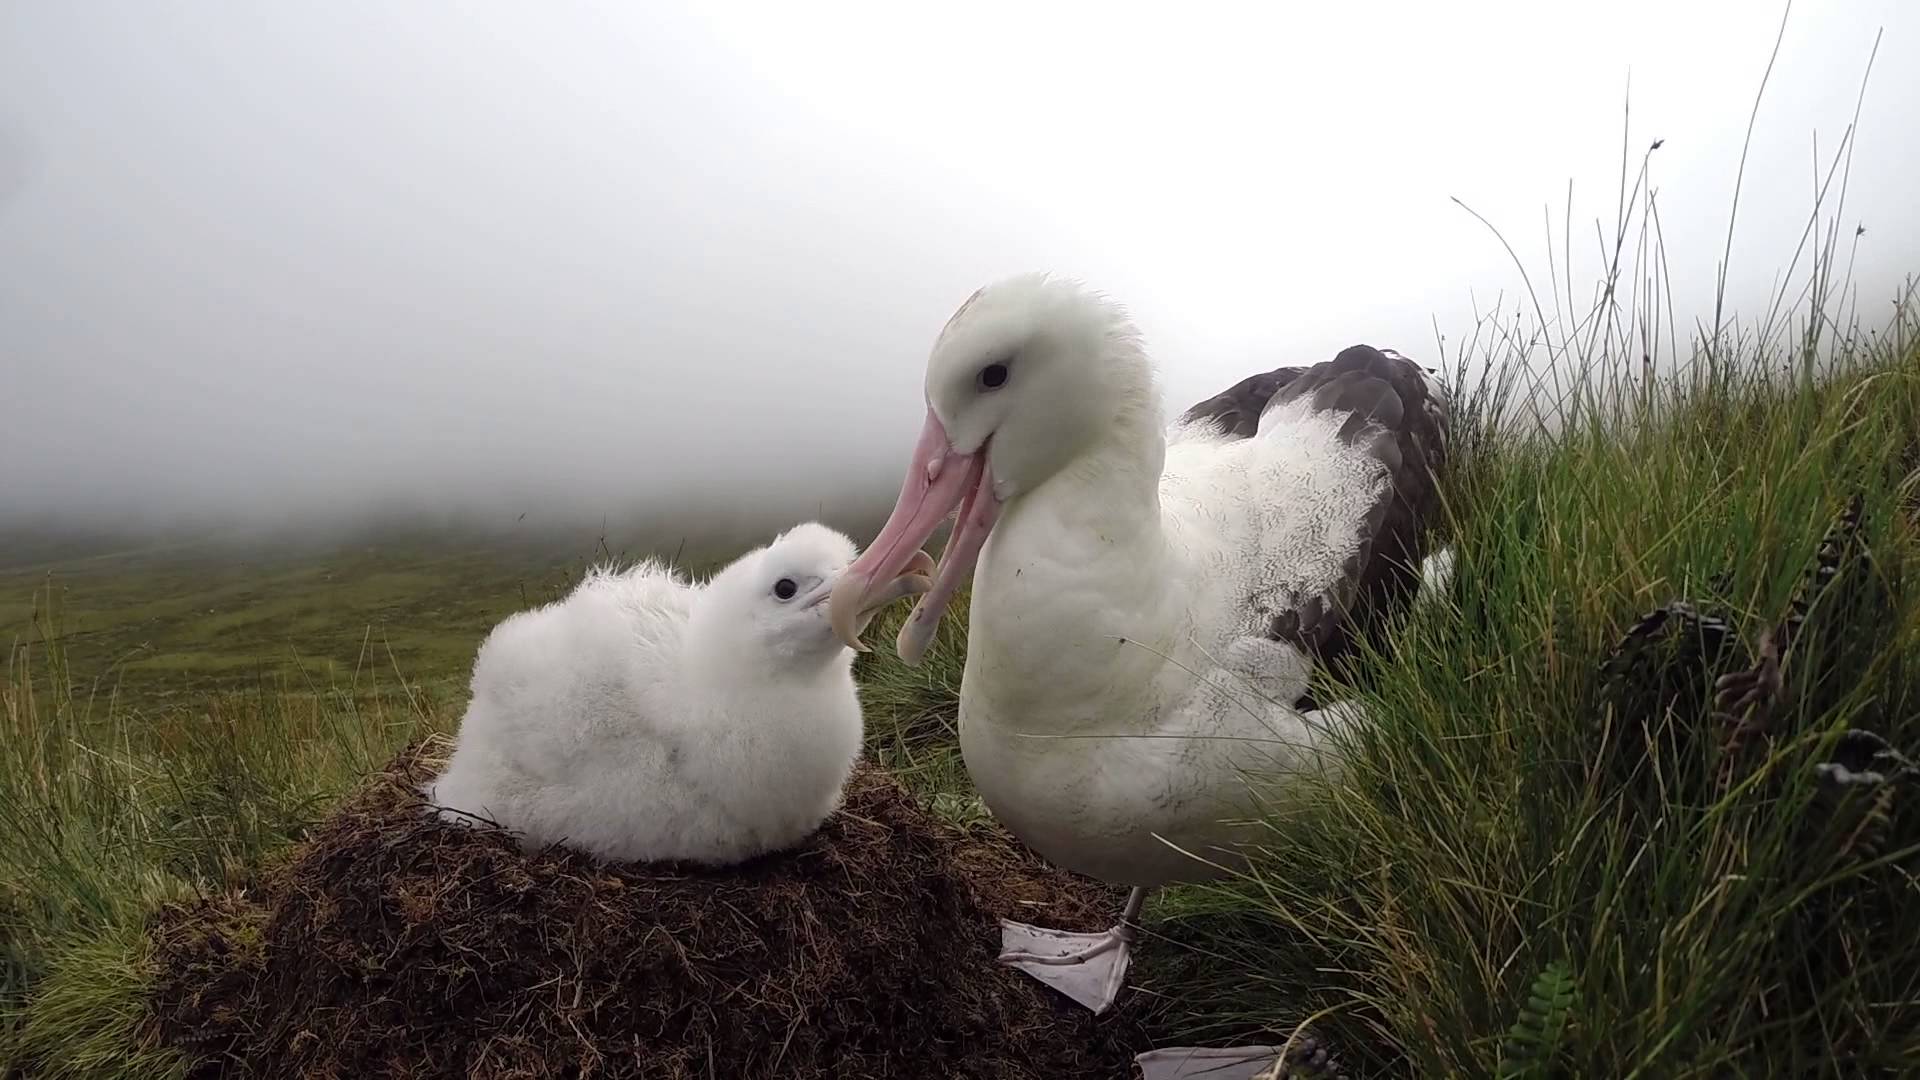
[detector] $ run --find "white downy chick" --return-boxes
[423,522,932,866]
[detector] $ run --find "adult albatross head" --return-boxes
[829,274,1152,663]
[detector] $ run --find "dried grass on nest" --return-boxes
[146,740,1155,1079]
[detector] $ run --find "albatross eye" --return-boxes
[977,361,1010,391]
[773,578,798,601]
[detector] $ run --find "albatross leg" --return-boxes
[997,885,1148,1013]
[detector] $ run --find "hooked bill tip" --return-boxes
[895,602,938,667]
[904,548,937,579]
[829,550,935,653]
[828,574,870,652]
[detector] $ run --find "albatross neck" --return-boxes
[990,335,1169,555]
[973,395,1172,658]
[1002,419,1164,548]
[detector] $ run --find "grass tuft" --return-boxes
[6,921,189,1080]
[0,595,447,1076]
[853,589,976,809]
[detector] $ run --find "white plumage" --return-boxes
[829,274,1449,1023]
[948,397,1396,886]
[424,522,929,866]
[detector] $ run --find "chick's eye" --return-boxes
[977,361,1010,391]
[773,578,798,601]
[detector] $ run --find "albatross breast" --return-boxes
[956,346,1445,886]
[829,277,1448,888]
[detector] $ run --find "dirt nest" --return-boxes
[147,742,1156,1079]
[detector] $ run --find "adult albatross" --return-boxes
[829,274,1448,1038]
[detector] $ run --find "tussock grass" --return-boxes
[7,921,190,1080]
[1147,330,1920,1077]
[854,588,976,810]
[0,594,449,1076]
[1128,34,1920,1070]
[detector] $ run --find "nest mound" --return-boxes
[147,743,1153,1079]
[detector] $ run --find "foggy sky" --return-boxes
[2,1,1916,539]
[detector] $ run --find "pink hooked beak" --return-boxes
[829,408,1002,665]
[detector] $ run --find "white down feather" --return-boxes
[424,522,920,866]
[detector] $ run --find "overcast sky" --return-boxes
[1,1,1914,537]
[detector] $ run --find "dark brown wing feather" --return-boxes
[1180,366,1309,439]
[1181,345,1449,698]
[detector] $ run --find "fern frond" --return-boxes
[1498,960,1579,1080]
